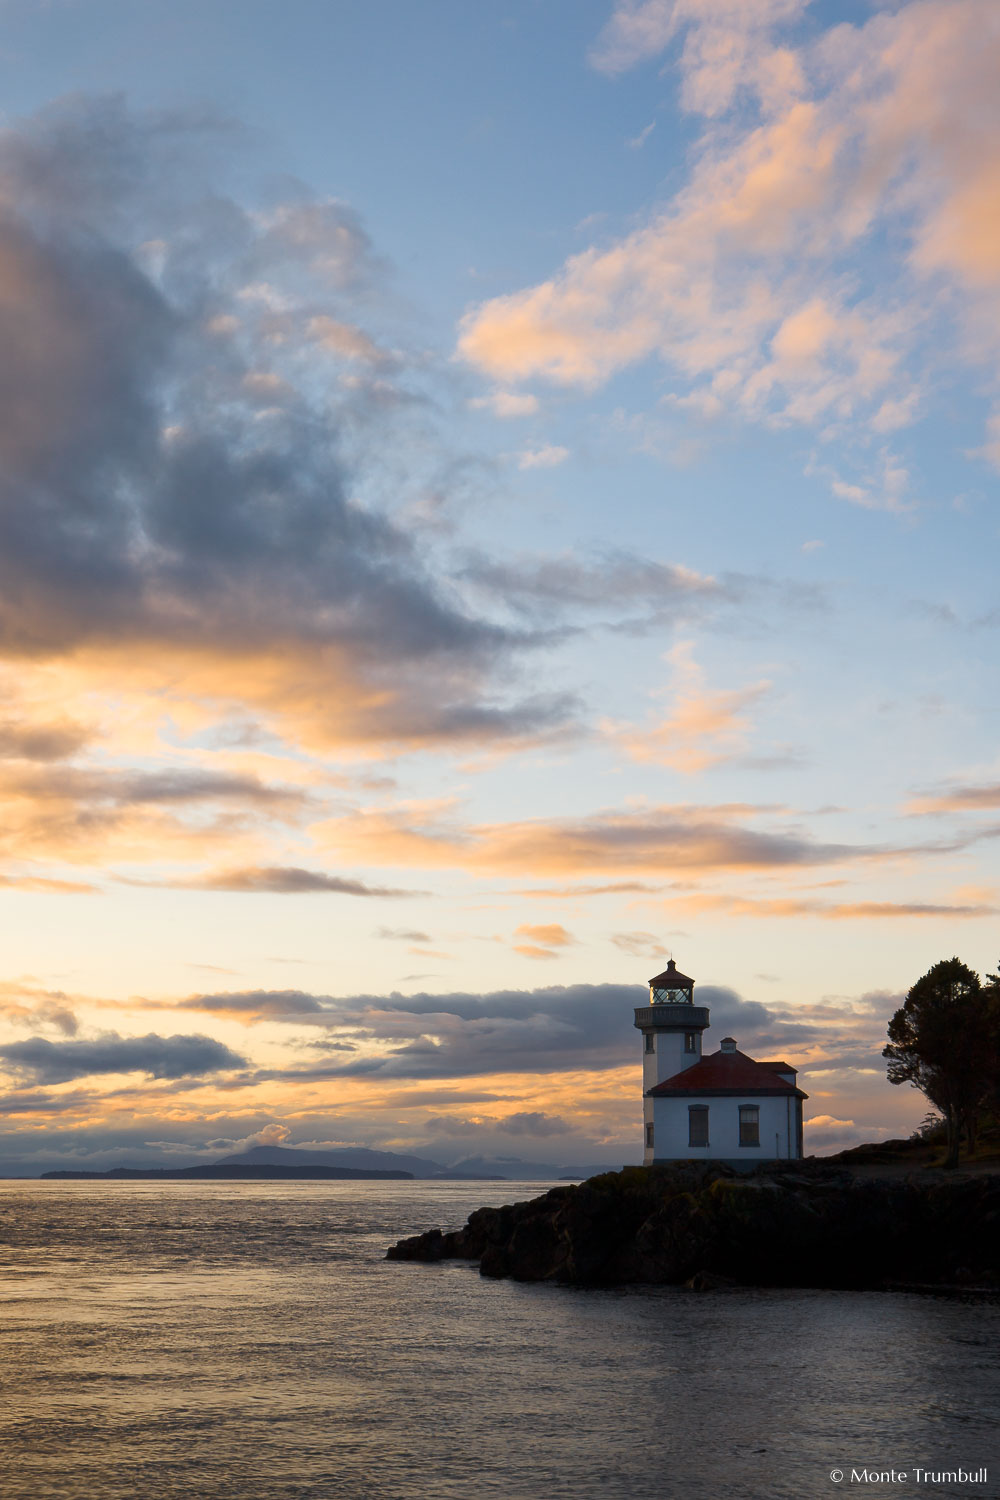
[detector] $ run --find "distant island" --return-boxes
[43,1164,414,1181]
[25,1141,585,1181]
[388,1139,1000,1292]
[36,1143,514,1181]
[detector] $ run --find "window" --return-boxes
[739,1105,760,1147]
[645,1123,654,1148]
[688,1106,709,1147]
[684,1031,697,1053]
[644,1032,655,1053]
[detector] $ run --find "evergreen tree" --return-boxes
[883,957,999,1168]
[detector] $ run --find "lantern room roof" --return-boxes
[648,958,694,989]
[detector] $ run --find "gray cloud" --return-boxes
[0,719,91,761]
[0,1089,95,1115]
[458,550,826,640]
[514,882,666,898]
[495,1110,571,1137]
[0,96,571,750]
[610,931,669,958]
[908,781,1000,814]
[0,1032,246,1085]
[459,550,730,617]
[179,990,330,1019]
[419,1113,490,1138]
[372,1088,511,1106]
[799,1049,888,1074]
[5,766,305,808]
[416,1110,573,1140]
[169,867,420,896]
[178,980,823,1079]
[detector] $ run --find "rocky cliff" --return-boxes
[386,1162,1000,1290]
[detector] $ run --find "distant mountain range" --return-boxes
[27,1141,623,1181]
[41,1164,413,1182]
[215,1144,615,1181]
[214,1144,449,1176]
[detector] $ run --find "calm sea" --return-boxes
[0,1180,996,1500]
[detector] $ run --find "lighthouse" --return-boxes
[634,959,807,1166]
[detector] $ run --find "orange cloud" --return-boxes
[906,782,1000,814]
[461,0,1000,471]
[321,799,875,878]
[512,921,577,959]
[606,641,770,772]
[666,891,996,920]
[514,923,576,946]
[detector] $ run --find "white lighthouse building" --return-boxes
[635,959,806,1166]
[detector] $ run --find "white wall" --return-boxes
[643,1097,655,1164]
[640,1026,704,1162]
[650,1092,798,1161]
[641,1027,701,1094]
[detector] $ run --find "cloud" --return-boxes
[0,874,96,894]
[0,718,91,761]
[907,782,1000,814]
[323,799,878,878]
[458,549,725,623]
[0,759,314,871]
[468,391,540,417]
[222,1121,293,1150]
[610,931,670,958]
[516,881,665,898]
[590,1,808,101]
[627,121,656,150]
[0,1032,246,1085]
[177,990,334,1025]
[666,890,997,920]
[495,1110,571,1136]
[1,765,305,809]
[513,923,576,958]
[304,315,395,368]
[516,444,569,469]
[801,1114,902,1149]
[0,980,81,1034]
[170,978,818,1081]
[151,866,420,896]
[461,1,1000,466]
[606,640,771,772]
[0,94,571,761]
[422,1109,571,1138]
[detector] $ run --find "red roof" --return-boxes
[648,1048,807,1099]
[649,959,694,989]
[757,1061,795,1073]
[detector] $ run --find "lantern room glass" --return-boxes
[650,984,692,1004]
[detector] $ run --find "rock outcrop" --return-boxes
[386,1162,1000,1289]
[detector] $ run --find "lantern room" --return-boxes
[648,958,694,1006]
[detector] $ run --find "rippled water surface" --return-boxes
[0,1180,996,1500]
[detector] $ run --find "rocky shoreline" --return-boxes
[386,1161,1000,1290]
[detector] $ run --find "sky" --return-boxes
[0,0,997,1174]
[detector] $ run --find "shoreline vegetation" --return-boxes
[387,1140,1000,1292]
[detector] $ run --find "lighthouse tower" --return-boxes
[634,959,710,1163]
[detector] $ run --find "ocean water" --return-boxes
[0,1180,996,1500]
